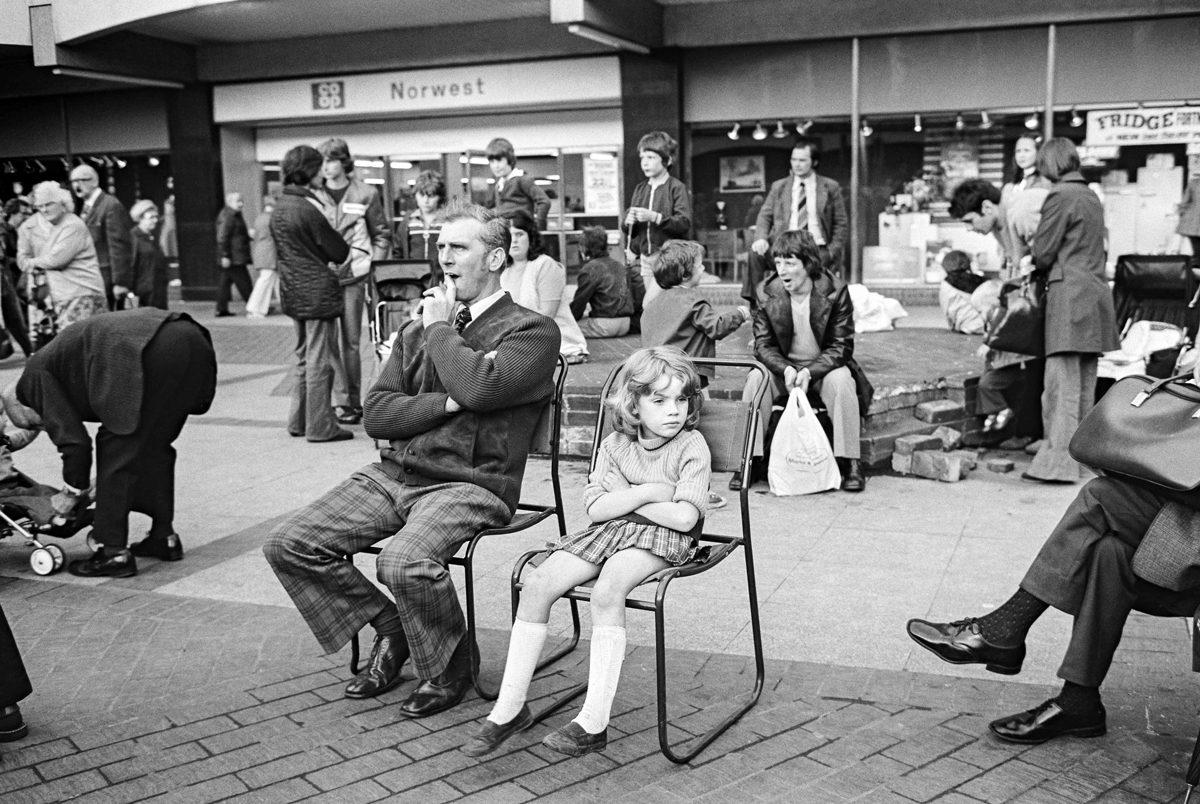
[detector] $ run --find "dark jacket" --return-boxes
[640,285,744,379]
[83,191,133,278]
[270,187,350,321]
[363,294,560,513]
[16,309,216,488]
[626,176,692,257]
[755,173,848,262]
[127,226,169,309]
[570,256,633,320]
[490,172,551,230]
[216,206,252,266]
[753,272,874,413]
[1032,172,1119,356]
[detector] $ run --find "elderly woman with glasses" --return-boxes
[15,181,107,338]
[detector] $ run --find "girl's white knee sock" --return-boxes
[573,625,626,734]
[488,618,547,724]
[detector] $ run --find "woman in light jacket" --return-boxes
[1024,138,1119,484]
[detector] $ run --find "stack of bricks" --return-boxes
[891,424,982,483]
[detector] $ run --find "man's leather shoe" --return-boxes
[345,633,409,699]
[906,617,1024,675]
[728,472,743,491]
[988,699,1106,744]
[68,547,137,578]
[334,406,362,425]
[840,458,866,492]
[0,706,27,742]
[129,533,183,562]
[461,705,532,757]
[399,638,478,718]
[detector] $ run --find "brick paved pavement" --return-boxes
[1,300,1198,802]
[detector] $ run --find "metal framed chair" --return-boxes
[510,356,768,763]
[349,355,576,701]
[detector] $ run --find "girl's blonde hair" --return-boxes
[606,346,703,438]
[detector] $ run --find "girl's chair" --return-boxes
[348,356,576,701]
[510,356,768,763]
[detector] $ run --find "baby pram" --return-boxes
[0,471,95,576]
[369,258,434,361]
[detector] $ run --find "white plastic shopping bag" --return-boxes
[768,388,841,496]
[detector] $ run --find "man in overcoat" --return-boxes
[742,138,847,308]
[908,381,1200,745]
[215,193,254,317]
[69,164,132,310]
[264,203,560,718]
[2,308,217,577]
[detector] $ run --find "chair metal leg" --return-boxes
[350,632,361,675]
[461,546,498,701]
[654,569,765,765]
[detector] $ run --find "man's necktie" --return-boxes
[454,306,472,333]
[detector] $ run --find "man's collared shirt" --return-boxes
[788,174,826,246]
[461,289,507,330]
[81,187,101,218]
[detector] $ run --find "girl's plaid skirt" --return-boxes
[552,518,696,567]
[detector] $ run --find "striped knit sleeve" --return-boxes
[582,434,621,513]
[671,431,712,514]
[424,313,560,411]
[362,324,454,440]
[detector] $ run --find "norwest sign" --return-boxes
[215,58,620,123]
[1086,106,1200,146]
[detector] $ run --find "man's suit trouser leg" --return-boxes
[0,602,32,708]
[376,482,509,679]
[743,250,771,308]
[1020,477,1167,616]
[263,465,410,655]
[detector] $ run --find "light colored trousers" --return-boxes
[742,365,861,459]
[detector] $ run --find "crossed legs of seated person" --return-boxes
[263,465,510,714]
[461,547,669,758]
[907,477,1200,744]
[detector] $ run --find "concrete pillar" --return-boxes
[167,84,221,301]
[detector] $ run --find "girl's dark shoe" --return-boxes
[0,706,27,742]
[461,706,533,757]
[542,722,608,756]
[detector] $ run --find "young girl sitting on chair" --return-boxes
[461,346,711,758]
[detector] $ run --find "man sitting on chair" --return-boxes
[264,203,560,717]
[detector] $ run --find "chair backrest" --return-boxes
[591,356,768,483]
[530,355,568,458]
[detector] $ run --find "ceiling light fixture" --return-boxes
[913,114,922,133]
[772,121,788,139]
[797,120,814,135]
[752,122,768,141]
[1024,112,1039,130]
[979,110,993,130]
[51,67,184,90]
[955,113,965,131]
[147,156,160,167]
[1070,107,1084,127]
[565,23,650,55]
[727,123,741,141]
[860,119,873,138]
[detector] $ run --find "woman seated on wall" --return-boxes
[501,209,589,363]
[735,229,873,493]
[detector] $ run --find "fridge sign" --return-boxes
[1086,107,1200,146]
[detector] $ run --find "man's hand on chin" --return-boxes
[421,275,458,328]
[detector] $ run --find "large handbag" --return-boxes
[983,276,1045,357]
[1068,372,1200,506]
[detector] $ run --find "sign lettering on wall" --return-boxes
[1086,107,1200,146]
[311,81,345,110]
[216,58,620,123]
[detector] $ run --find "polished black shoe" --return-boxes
[988,699,1106,744]
[840,458,866,492]
[334,406,362,425]
[68,547,137,578]
[399,638,478,718]
[728,472,743,491]
[461,705,533,757]
[129,533,183,562]
[345,633,409,699]
[542,721,608,756]
[906,617,1024,675]
[0,706,27,742]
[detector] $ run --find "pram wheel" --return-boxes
[30,546,63,575]
[44,543,64,570]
